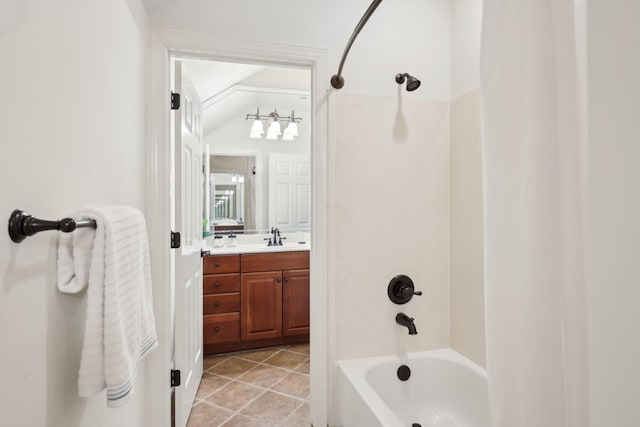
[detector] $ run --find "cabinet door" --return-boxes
[282,269,310,336]
[241,271,283,340]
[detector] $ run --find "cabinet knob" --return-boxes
[283,278,289,283]
[213,301,220,307]
[214,326,220,333]
[213,281,220,287]
[214,262,220,267]
[276,278,282,283]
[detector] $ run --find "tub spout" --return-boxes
[396,313,417,335]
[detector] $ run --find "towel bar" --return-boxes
[8,209,97,243]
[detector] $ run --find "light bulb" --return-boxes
[282,127,295,141]
[249,119,264,139]
[286,121,299,137]
[268,121,281,136]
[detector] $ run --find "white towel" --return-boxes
[57,205,158,407]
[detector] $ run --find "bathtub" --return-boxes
[336,349,491,427]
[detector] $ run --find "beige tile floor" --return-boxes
[186,344,311,427]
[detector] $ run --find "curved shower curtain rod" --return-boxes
[330,0,383,89]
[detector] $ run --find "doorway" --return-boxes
[183,58,312,426]
[145,30,330,427]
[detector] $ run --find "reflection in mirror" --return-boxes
[212,178,242,220]
[191,59,312,237]
[209,156,254,234]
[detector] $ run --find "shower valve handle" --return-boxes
[401,287,422,299]
[388,275,421,305]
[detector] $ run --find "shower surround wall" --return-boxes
[450,0,486,367]
[334,92,451,358]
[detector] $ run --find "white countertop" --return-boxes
[204,242,310,255]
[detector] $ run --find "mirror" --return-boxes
[208,156,255,234]
[212,175,243,220]
[182,59,312,235]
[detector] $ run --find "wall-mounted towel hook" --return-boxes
[8,209,97,243]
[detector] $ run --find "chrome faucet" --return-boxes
[396,313,418,335]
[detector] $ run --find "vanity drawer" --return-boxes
[203,273,240,294]
[241,251,310,273]
[204,313,240,344]
[203,293,240,315]
[203,255,240,274]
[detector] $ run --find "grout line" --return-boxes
[277,400,306,427]
[197,347,311,426]
[190,400,236,426]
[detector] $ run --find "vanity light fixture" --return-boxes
[230,174,244,183]
[266,112,282,140]
[249,122,264,139]
[245,109,302,141]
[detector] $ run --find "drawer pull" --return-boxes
[213,281,220,287]
[214,262,220,267]
[214,326,220,333]
[213,301,220,307]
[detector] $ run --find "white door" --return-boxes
[172,60,204,427]
[269,154,311,231]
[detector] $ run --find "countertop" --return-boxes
[203,242,311,256]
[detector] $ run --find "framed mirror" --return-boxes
[184,59,312,235]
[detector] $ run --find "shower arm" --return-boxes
[330,0,383,89]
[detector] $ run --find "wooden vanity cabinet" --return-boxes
[282,269,310,336]
[203,251,309,355]
[202,255,240,350]
[241,271,283,340]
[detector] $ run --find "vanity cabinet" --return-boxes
[202,255,241,347]
[241,271,283,340]
[203,251,309,355]
[282,269,310,336]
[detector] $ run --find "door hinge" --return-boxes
[170,231,181,249]
[171,92,181,110]
[171,369,181,387]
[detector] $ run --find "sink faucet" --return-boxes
[269,227,286,246]
[396,313,418,335]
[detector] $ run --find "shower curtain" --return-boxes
[480,0,588,426]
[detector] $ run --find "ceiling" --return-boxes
[178,59,311,137]
[140,0,177,14]
[181,59,310,105]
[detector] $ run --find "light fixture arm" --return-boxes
[245,109,302,124]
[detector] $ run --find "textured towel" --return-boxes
[57,205,158,407]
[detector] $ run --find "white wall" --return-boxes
[449,0,485,367]
[0,1,150,426]
[450,0,482,99]
[149,0,451,101]
[587,0,640,425]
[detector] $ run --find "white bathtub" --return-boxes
[336,349,491,427]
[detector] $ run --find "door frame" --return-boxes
[145,29,331,427]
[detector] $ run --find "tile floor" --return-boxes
[187,344,311,427]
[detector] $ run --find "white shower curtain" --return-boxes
[480,0,588,426]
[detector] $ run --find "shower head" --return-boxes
[395,73,421,91]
